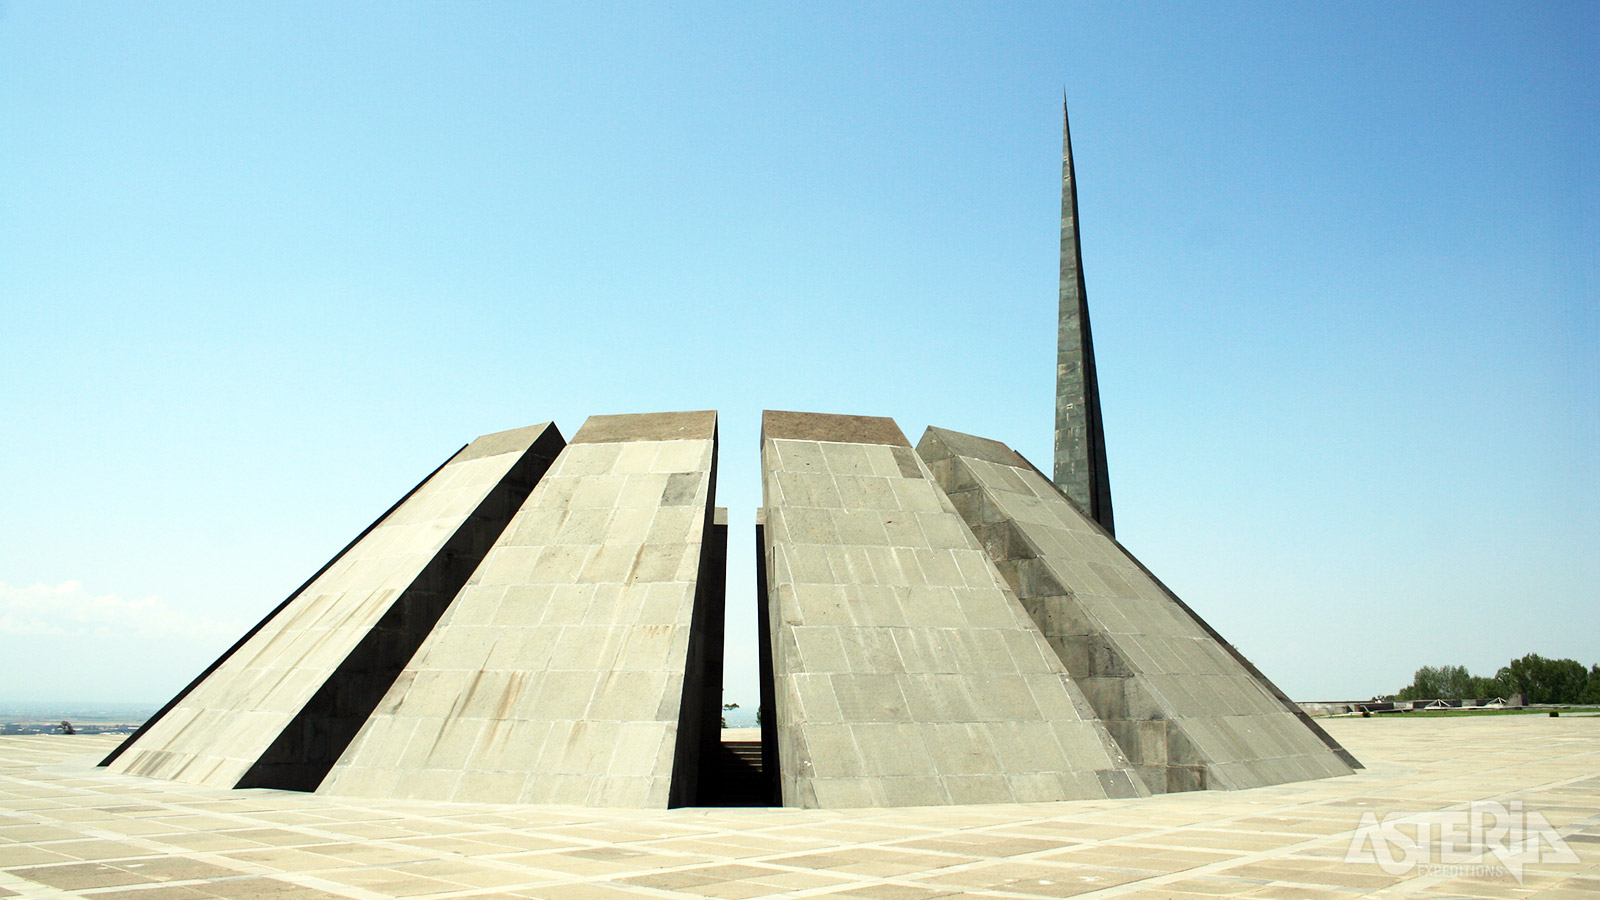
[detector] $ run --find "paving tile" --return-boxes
[115,856,254,882]
[319,867,462,897]
[392,835,518,855]
[218,847,347,872]
[219,828,335,847]
[299,840,436,865]
[1240,886,1359,899]
[817,886,963,900]
[890,835,1065,857]
[534,883,670,899]
[28,838,160,861]
[691,881,799,899]
[771,848,975,877]
[10,861,158,890]
[919,860,1147,895]
[195,879,357,900]
[617,869,723,889]
[397,862,543,889]
[0,824,80,842]
[743,869,854,889]
[160,832,275,852]
[0,843,73,866]
[89,887,215,900]
[1147,877,1263,895]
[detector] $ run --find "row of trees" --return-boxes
[1392,654,1600,705]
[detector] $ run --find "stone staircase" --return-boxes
[703,741,774,806]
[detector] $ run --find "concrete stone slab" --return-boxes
[762,411,912,448]
[918,426,1356,793]
[571,410,717,445]
[319,411,722,808]
[759,410,1146,808]
[104,423,565,791]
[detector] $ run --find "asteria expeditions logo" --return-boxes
[1345,800,1579,883]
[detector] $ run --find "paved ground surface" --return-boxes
[0,716,1594,899]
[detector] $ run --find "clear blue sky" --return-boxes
[2,2,1595,713]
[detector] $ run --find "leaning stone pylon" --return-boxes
[758,410,1147,807]
[918,426,1358,793]
[103,423,564,789]
[319,411,723,808]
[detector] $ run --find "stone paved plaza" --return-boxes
[1,716,1594,899]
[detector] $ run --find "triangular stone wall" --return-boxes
[918,426,1356,792]
[104,423,564,789]
[319,412,723,807]
[757,411,1147,807]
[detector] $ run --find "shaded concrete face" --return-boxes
[105,424,564,789]
[752,508,783,806]
[692,507,732,803]
[319,411,722,808]
[918,426,1355,793]
[758,410,1146,808]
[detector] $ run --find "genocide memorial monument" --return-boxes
[101,105,1358,807]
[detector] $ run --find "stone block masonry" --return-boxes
[758,410,1146,808]
[111,410,1353,809]
[319,411,723,808]
[104,423,565,790]
[917,426,1356,793]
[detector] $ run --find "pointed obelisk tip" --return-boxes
[1053,93,1112,535]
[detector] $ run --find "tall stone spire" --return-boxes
[1054,99,1114,535]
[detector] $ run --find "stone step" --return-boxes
[702,741,773,806]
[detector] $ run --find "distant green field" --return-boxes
[1349,707,1599,718]
[1397,708,1548,717]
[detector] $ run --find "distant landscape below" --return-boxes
[0,701,155,734]
[0,701,765,733]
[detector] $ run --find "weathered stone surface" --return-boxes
[919,426,1356,792]
[105,423,564,789]
[763,410,913,447]
[1054,101,1114,535]
[759,410,1145,808]
[319,411,722,808]
[569,410,717,444]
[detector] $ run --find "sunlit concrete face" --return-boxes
[919,426,1356,794]
[103,423,564,791]
[758,410,1146,808]
[319,411,722,809]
